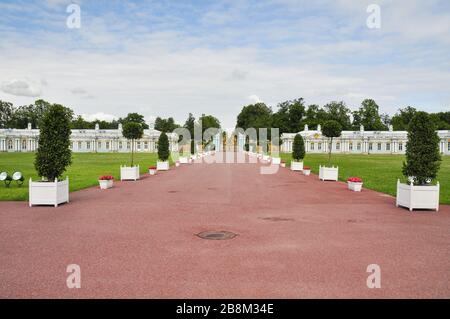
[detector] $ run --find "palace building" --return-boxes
[281,124,450,155]
[0,122,179,153]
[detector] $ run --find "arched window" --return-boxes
[8,140,13,150]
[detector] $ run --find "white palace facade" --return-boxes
[281,124,450,155]
[0,123,179,153]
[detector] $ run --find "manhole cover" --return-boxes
[260,217,295,222]
[196,231,237,240]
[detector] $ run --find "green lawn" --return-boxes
[279,153,450,204]
[0,152,168,201]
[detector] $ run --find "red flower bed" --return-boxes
[148,166,157,170]
[347,177,363,183]
[303,166,311,170]
[99,175,113,180]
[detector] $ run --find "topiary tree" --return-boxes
[402,112,441,185]
[158,132,170,161]
[322,120,342,166]
[122,122,144,167]
[34,104,72,181]
[292,133,305,162]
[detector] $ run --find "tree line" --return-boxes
[0,100,222,136]
[236,98,450,135]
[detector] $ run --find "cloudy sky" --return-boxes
[0,0,449,128]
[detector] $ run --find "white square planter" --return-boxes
[99,179,113,189]
[157,161,169,171]
[148,168,157,175]
[396,180,440,212]
[120,165,140,181]
[348,181,363,192]
[291,161,303,171]
[29,177,69,207]
[179,157,188,164]
[319,166,338,181]
[303,169,311,176]
[271,157,281,165]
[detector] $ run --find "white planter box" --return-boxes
[175,161,180,167]
[99,179,113,190]
[319,166,338,181]
[348,181,363,192]
[272,157,281,165]
[303,169,311,176]
[120,165,140,181]
[396,180,440,212]
[29,177,69,207]
[179,157,188,164]
[291,161,303,171]
[148,168,157,175]
[281,162,286,168]
[157,161,169,171]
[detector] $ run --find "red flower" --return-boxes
[99,175,113,180]
[148,166,157,170]
[281,160,286,163]
[303,166,311,170]
[347,177,363,183]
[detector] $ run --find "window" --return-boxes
[369,143,373,151]
[119,141,122,149]
[144,142,148,149]
[78,141,82,149]
[87,142,91,149]
[318,143,322,150]
[399,143,403,151]
[127,142,130,149]
[448,142,450,151]
[377,143,382,151]
[22,140,27,149]
[137,142,141,150]
[8,140,13,150]
[386,143,391,151]
[98,142,102,149]
[105,142,109,150]
[311,143,315,150]
[349,143,353,151]
[336,142,340,150]
[357,143,361,151]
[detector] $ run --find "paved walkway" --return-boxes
[1,154,449,298]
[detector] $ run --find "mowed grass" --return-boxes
[0,152,168,201]
[279,153,450,204]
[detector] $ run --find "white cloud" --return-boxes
[81,112,117,122]
[248,95,262,104]
[1,79,42,97]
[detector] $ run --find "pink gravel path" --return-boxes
[1,153,449,298]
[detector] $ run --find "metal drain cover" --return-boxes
[196,230,237,240]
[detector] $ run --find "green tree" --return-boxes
[236,103,273,142]
[352,99,387,131]
[0,100,15,128]
[122,122,144,166]
[157,132,170,161]
[119,113,149,129]
[322,120,342,166]
[391,106,417,130]
[34,104,72,181]
[155,117,180,133]
[292,134,305,161]
[304,104,328,130]
[272,98,306,134]
[323,101,352,130]
[200,114,221,147]
[402,112,441,185]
